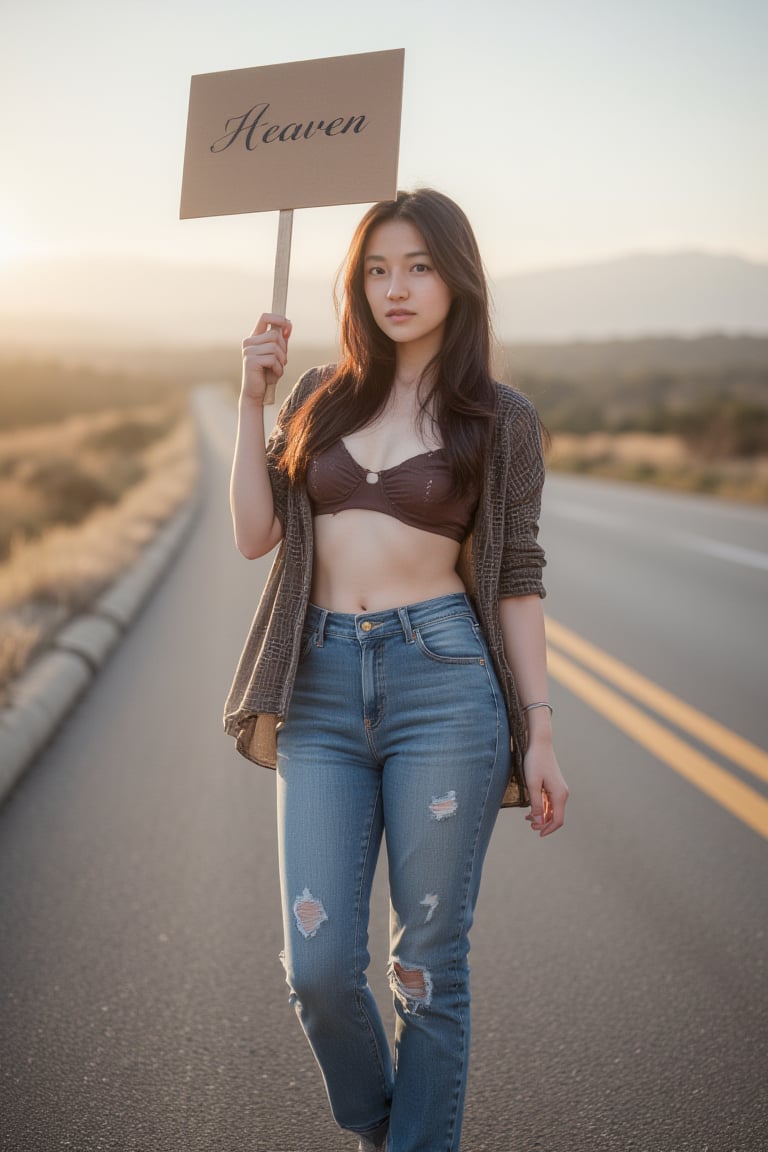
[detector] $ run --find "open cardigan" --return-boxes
[223,366,547,808]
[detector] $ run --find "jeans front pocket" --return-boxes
[297,625,319,664]
[414,614,486,665]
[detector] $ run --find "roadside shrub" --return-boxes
[84,415,176,455]
[25,459,120,519]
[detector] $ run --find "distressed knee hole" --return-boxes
[389,960,433,1012]
[429,790,458,821]
[395,964,427,995]
[293,888,328,939]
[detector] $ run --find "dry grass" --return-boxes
[548,432,768,503]
[0,404,181,559]
[0,411,198,701]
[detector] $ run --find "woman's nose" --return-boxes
[386,274,408,299]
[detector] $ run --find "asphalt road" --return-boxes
[1,387,766,1152]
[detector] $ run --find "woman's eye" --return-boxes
[368,266,385,276]
[412,263,430,273]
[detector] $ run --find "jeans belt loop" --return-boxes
[315,608,328,648]
[397,606,415,644]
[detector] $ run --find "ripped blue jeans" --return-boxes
[276,593,511,1152]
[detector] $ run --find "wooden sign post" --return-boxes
[180,49,404,402]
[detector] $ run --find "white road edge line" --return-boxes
[545,500,768,573]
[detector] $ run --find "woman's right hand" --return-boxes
[241,313,293,404]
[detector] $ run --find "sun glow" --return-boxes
[0,232,44,269]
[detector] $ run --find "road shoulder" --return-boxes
[0,490,201,805]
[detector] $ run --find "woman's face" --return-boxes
[363,219,453,358]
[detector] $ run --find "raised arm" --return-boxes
[230,313,292,558]
[499,594,569,836]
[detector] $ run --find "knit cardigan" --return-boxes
[223,366,547,808]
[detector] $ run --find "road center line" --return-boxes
[545,616,768,787]
[546,647,768,841]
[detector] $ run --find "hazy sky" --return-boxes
[2,0,766,279]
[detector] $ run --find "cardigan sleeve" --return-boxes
[497,396,547,599]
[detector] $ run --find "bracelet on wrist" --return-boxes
[522,701,553,716]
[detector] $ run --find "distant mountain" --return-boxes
[489,251,768,341]
[0,250,765,351]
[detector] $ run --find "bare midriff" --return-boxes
[311,508,465,614]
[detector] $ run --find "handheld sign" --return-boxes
[180,48,404,402]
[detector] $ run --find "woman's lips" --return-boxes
[385,309,415,320]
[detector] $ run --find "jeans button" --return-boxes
[360,620,373,632]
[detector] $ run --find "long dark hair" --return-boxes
[279,188,497,493]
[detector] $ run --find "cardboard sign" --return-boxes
[180,49,404,219]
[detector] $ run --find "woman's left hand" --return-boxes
[523,740,569,837]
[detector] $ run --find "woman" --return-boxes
[225,188,568,1151]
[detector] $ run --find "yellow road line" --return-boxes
[546,648,768,840]
[546,616,768,787]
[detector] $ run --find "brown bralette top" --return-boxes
[306,439,479,543]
